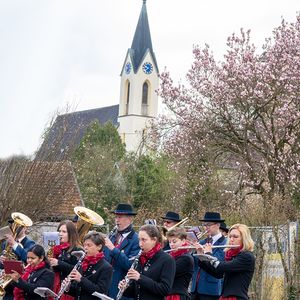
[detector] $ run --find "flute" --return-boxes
[165,245,240,253]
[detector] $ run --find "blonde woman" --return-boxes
[197,224,255,300]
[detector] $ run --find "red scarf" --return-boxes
[166,295,181,300]
[53,242,70,258]
[81,252,104,272]
[219,297,237,300]
[13,261,46,300]
[225,245,243,261]
[140,243,161,266]
[169,242,190,258]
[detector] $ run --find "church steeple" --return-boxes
[129,0,158,73]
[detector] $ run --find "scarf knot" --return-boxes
[81,252,104,272]
[140,243,161,266]
[53,242,70,258]
[225,245,243,261]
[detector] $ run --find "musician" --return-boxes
[119,224,176,300]
[49,220,81,300]
[161,211,182,251]
[190,212,227,300]
[198,224,255,300]
[67,231,113,299]
[104,203,140,300]
[166,227,194,300]
[219,223,229,238]
[1,219,35,264]
[0,219,35,300]
[9,244,54,300]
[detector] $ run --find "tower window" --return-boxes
[142,82,149,115]
[126,82,130,115]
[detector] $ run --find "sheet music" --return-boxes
[92,292,114,300]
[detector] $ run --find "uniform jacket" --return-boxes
[68,258,113,300]
[53,246,82,281]
[199,251,255,300]
[191,235,226,296]
[169,253,194,299]
[104,229,140,300]
[12,266,54,300]
[124,249,176,300]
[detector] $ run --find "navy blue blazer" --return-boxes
[104,229,140,300]
[191,235,227,296]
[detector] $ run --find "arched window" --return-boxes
[125,81,130,114]
[142,82,149,115]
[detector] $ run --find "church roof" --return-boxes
[129,0,158,73]
[35,104,119,161]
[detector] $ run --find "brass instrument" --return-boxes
[74,206,104,242]
[161,217,189,245]
[0,212,32,297]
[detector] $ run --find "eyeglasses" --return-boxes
[202,223,217,227]
[163,220,173,224]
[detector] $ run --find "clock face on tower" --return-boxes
[142,62,153,74]
[125,62,131,74]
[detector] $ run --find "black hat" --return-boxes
[220,222,229,233]
[111,203,137,215]
[161,211,181,222]
[199,212,224,223]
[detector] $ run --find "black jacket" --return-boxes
[199,251,255,300]
[124,249,176,300]
[12,267,54,300]
[53,246,82,281]
[169,253,194,299]
[68,258,113,300]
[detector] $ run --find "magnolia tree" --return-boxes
[153,15,300,222]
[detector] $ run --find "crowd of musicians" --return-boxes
[0,203,255,300]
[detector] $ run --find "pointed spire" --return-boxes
[129,0,158,73]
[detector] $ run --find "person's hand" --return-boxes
[4,234,16,247]
[0,255,7,264]
[126,268,140,281]
[49,258,58,267]
[9,270,21,282]
[105,237,115,251]
[190,241,204,254]
[69,269,82,282]
[118,279,127,290]
[203,243,212,254]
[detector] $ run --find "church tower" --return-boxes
[118,0,159,153]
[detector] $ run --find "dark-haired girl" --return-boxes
[9,244,54,300]
[119,224,176,300]
[49,220,81,300]
[66,231,113,299]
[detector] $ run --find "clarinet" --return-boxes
[55,251,86,300]
[116,250,143,300]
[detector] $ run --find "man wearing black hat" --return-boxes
[161,211,182,250]
[190,212,227,300]
[104,203,140,300]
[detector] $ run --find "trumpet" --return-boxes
[165,244,240,253]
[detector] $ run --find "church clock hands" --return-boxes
[142,62,153,74]
[125,62,131,74]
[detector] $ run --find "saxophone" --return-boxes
[116,250,143,300]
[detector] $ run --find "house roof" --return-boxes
[35,104,119,161]
[0,160,83,224]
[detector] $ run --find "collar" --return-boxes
[212,232,222,244]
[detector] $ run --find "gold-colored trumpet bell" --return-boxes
[11,212,33,227]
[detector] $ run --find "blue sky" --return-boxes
[0,0,298,158]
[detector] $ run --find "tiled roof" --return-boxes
[35,105,119,161]
[0,160,83,225]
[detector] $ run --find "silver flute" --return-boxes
[116,250,142,300]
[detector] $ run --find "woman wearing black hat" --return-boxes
[119,224,176,300]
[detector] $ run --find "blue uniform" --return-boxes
[104,229,140,300]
